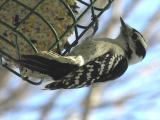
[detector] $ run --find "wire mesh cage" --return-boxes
[0,0,113,85]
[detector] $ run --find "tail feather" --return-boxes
[19,55,78,80]
[45,82,66,90]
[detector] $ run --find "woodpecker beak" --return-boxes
[120,17,127,29]
[120,17,131,34]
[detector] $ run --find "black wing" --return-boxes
[45,51,128,90]
[96,55,128,83]
[18,55,79,80]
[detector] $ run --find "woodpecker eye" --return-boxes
[132,33,138,40]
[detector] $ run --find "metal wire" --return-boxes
[0,0,114,85]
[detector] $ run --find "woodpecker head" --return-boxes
[119,17,147,65]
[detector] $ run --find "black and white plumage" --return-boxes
[19,17,147,90]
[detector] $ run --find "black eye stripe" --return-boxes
[132,33,138,40]
[132,29,144,40]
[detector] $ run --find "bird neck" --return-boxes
[114,34,144,65]
[114,34,130,53]
[114,34,136,64]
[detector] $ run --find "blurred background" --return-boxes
[0,0,160,120]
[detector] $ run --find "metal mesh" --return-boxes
[0,0,113,84]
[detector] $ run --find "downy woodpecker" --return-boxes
[19,17,147,90]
